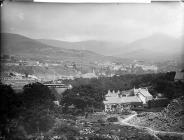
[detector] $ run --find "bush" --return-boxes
[22,82,55,108]
[0,84,21,138]
[51,124,79,138]
[97,119,105,123]
[107,117,118,122]
[148,98,169,108]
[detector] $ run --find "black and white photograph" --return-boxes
[0,1,184,140]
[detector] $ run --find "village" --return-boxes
[1,54,179,81]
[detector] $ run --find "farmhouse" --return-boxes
[103,87,153,113]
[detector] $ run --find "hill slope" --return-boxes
[117,33,183,61]
[1,33,121,63]
[38,33,184,62]
[37,39,125,56]
[127,96,184,132]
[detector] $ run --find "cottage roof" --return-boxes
[136,88,152,97]
[68,104,75,109]
[121,96,142,103]
[103,96,142,104]
[104,96,122,104]
[174,72,184,81]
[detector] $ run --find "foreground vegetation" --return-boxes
[0,83,59,139]
[127,96,184,132]
[1,72,184,139]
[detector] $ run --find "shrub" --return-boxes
[107,117,118,122]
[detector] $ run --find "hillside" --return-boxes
[1,33,122,63]
[2,33,182,63]
[38,33,184,62]
[117,33,183,62]
[37,39,125,56]
[127,96,184,132]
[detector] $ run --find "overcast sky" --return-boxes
[1,1,184,43]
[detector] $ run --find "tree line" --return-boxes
[62,71,184,113]
[0,82,60,139]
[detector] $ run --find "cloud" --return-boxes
[18,13,24,20]
[1,2,183,42]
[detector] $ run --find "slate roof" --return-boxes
[174,72,184,81]
[104,96,142,104]
[121,96,142,103]
[138,89,152,97]
[104,96,122,104]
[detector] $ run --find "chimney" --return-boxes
[113,90,115,94]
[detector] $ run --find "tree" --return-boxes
[61,85,105,113]
[0,84,21,138]
[22,106,55,134]
[19,83,57,135]
[22,82,55,108]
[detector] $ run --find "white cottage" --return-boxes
[104,87,153,112]
[134,88,153,105]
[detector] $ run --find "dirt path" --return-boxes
[120,113,137,123]
[118,113,184,140]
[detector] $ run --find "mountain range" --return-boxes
[38,39,125,56]
[116,33,183,61]
[1,33,183,63]
[38,33,183,62]
[1,33,124,63]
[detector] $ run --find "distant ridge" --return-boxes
[1,33,125,63]
[37,39,126,56]
[38,33,183,62]
[116,33,183,61]
[1,32,182,63]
